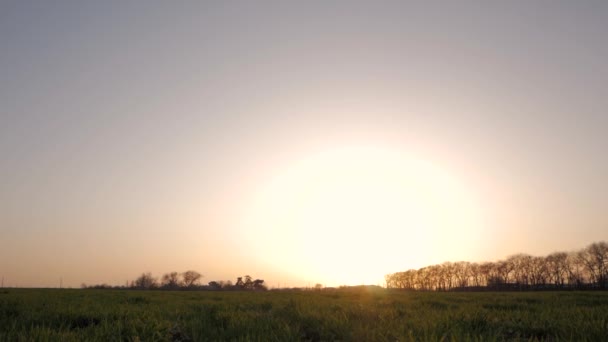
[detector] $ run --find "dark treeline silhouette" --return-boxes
[385,241,608,291]
[81,271,267,291]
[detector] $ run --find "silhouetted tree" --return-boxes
[453,261,471,288]
[529,256,548,286]
[469,263,482,287]
[497,259,514,284]
[565,252,584,287]
[579,242,608,288]
[252,279,266,290]
[161,272,182,289]
[244,275,253,289]
[208,281,221,290]
[235,277,244,288]
[478,262,494,287]
[134,272,157,289]
[546,252,568,287]
[385,241,608,292]
[182,270,202,287]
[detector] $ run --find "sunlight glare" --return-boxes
[239,145,483,287]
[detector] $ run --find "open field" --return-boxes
[1,288,607,341]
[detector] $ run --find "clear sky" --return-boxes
[1,1,607,288]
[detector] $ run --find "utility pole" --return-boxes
[60,277,63,289]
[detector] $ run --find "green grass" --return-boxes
[1,288,607,341]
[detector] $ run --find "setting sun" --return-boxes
[239,145,483,286]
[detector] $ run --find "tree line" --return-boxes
[81,271,267,291]
[385,241,608,291]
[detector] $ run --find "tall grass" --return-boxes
[1,288,607,341]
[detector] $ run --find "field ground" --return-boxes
[1,288,607,341]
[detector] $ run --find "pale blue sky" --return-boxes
[1,1,607,287]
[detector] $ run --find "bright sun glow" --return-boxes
[240,145,483,287]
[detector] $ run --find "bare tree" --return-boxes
[182,270,202,287]
[493,260,513,285]
[385,274,396,289]
[385,241,606,292]
[244,275,253,289]
[546,252,569,287]
[469,263,482,287]
[579,242,608,288]
[453,261,471,288]
[508,254,531,286]
[568,252,587,287]
[161,272,182,289]
[253,279,266,290]
[417,266,431,290]
[478,262,494,287]
[134,272,158,289]
[235,277,244,288]
[436,263,448,290]
[529,256,548,286]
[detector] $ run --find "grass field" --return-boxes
[1,288,607,341]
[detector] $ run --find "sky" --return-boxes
[1,1,607,288]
